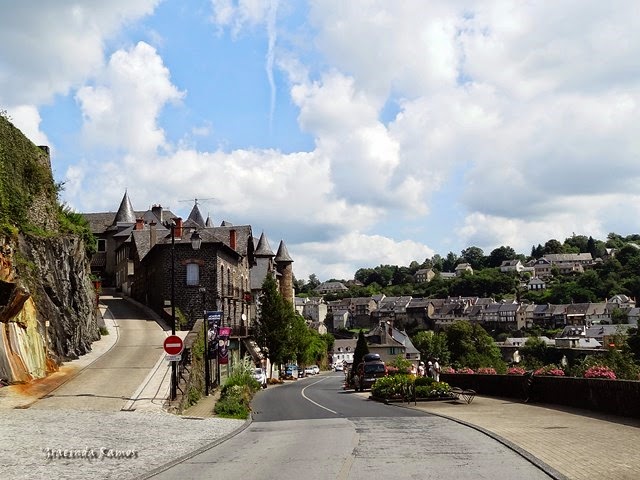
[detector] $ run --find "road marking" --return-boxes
[300,377,338,414]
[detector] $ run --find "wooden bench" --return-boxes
[451,387,476,404]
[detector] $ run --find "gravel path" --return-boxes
[0,408,245,479]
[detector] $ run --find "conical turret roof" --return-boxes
[254,232,275,257]
[113,191,136,224]
[187,203,206,228]
[275,240,293,263]
[205,215,213,227]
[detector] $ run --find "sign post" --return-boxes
[164,335,184,357]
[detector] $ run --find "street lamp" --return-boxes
[170,227,204,401]
[190,230,209,395]
[170,224,177,401]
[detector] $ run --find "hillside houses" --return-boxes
[298,293,639,334]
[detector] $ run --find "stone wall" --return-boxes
[441,373,640,418]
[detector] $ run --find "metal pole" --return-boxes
[170,225,177,401]
[202,288,209,396]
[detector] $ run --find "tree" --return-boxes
[461,246,486,270]
[351,330,369,381]
[487,246,517,268]
[442,252,459,272]
[543,239,563,254]
[254,275,294,376]
[411,330,450,365]
[445,321,506,372]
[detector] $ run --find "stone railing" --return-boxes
[441,373,640,418]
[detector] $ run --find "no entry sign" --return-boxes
[164,335,184,355]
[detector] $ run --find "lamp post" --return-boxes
[170,227,203,401]
[170,224,177,401]
[189,230,208,396]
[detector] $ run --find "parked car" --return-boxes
[252,367,267,388]
[304,366,315,376]
[354,359,387,391]
[334,363,344,372]
[285,365,298,378]
[311,365,320,375]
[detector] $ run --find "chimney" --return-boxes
[230,229,237,250]
[149,221,157,248]
[152,204,163,223]
[174,218,183,238]
[135,217,144,230]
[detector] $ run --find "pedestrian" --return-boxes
[418,361,425,377]
[433,358,441,382]
[410,363,417,376]
[427,361,433,379]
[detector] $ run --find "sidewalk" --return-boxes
[406,395,640,480]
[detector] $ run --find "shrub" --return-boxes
[441,366,455,374]
[507,366,526,375]
[534,365,565,376]
[477,367,497,375]
[415,381,452,398]
[584,366,617,379]
[456,367,475,374]
[414,376,436,387]
[371,375,412,399]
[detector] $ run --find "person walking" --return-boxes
[427,361,434,379]
[432,358,441,382]
[417,361,425,377]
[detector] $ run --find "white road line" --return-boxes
[300,376,338,415]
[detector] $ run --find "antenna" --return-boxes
[178,198,216,206]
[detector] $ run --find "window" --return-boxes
[97,239,106,252]
[186,263,199,286]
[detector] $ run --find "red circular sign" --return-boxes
[164,335,184,355]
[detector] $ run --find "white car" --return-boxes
[252,367,267,388]
[311,365,320,375]
[304,366,315,376]
[334,363,344,372]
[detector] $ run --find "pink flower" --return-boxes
[584,366,616,379]
[441,366,455,374]
[456,367,475,374]
[534,366,565,376]
[477,367,497,375]
[507,367,526,375]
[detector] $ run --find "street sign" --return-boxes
[165,354,182,362]
[164,335,184,355]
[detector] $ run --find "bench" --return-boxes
[451,387,476,404]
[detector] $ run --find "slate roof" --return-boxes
[254,232,275,257]
[275,241,293,263]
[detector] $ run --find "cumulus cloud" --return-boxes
[7,0,640,281]
[75,42,184,156]
[0,0,159,107]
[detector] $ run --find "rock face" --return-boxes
[0,116,99,383]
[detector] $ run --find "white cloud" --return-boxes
[5,105,49,146]
[0,1,160,107]
[294,231,434,281]
[75,42,184,155]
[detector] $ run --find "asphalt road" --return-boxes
[150,373,554,479]
[29,295,167,411]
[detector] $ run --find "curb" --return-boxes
[394,402,569,480]
[134,417,253,479]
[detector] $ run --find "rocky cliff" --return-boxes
[0,115,99,383]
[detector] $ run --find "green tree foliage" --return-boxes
[445,321,506,372]
[487,246,517,268]
[442,252,459,272]
[544,239,564,254]
[351,330,369,380]
[411,330,450,365]
[460,246,486,270]
[254,275,294,373]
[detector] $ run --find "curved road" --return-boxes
[150,373,554,479]
[30,295,167,411]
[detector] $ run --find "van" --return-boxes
[354,358,387,391]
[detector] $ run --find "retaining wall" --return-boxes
[441,373,640,418]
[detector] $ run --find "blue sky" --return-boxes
[2,1,640,283]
